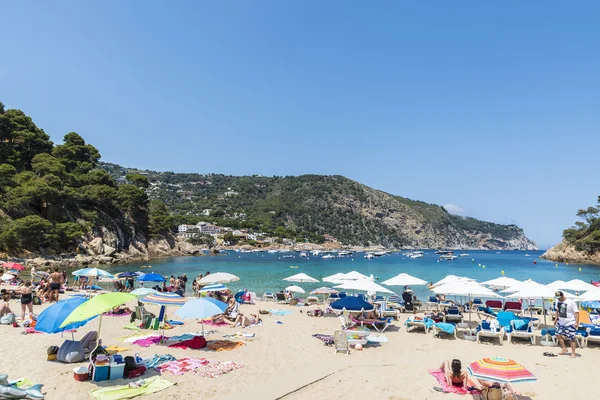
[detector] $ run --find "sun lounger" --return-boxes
[338,292,347,298]
[305,296,319,305]
[405,316,432,334]
[485,300,503,313]
[327,293,340,304]
[503,301,523,316]
[374,295,385,302]
[507,320,535,345]
[378,302,400,319]
[585,327,600,348]
[339,315,356,330]
[387,295,401,303]
[262,292,275,301]
[477,306,498,320]
[432,322,458,339]
[443,307,463,323]
[275,292,289,304]
[476,320,504,345]
[473,298,483,307]
[350,315,392,332]
[426,296,440,310]
[334,330,349,354]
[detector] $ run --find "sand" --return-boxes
[0,297,597,400]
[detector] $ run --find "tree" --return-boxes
[52,132,100,174]
[148,200,174,236]
[7,215,53,249]
[117,184,147,210]
[0,109,53,170]
[31,153,66,177]
[0,164,17,191]
[223,232,237,244]
[53,222,84,249]
[126,173,150,189]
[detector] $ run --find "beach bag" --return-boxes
[47,345,59,361]
[32,294,42,305]
[0,313,15,325]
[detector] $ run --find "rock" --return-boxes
[89,237,104,255]
[103,245,117,257]
[96,256,115,264]
[542,240,600,265]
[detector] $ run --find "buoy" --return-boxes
[533,260,537,265]
[478,264,481,267]
[482,265,485,269]
[579,267,582,272]
[555,264,558,267]
[501,270,504,275]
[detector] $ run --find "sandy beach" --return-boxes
[0,296,597,400]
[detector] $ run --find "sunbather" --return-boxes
[111,305,133,315]
[14,281,34,321]
[0,294,12,317]
[440,359,495,390]
[232,313,260,328]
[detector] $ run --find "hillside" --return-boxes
[100,163,537,250]
[543,196,600,265]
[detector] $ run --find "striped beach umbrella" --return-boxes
[198,283,228,293]
[72,267,114,279]
[467,357,537,383]
[140,292,186,306]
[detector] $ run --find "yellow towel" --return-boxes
[104,345,130,354]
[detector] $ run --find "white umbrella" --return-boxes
[481,277,521,289]
[560,279,596,293]
[309,287,338,295]
[499,279,540,293]
[285,285,305,293]
[283,273,319,283]
[198,272,239,285]
[432,281,502,298]
[322,273,345,283]
[580,288,600,302]
[338,271,369,281]
[381,273,427,286]
[334,279,394,294]
[545,280,568,290]
[507,284,579,328]
[432,275,475,287]
[1,273,15,281]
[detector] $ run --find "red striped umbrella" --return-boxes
[467,357,536,383]
[2,262,25,271]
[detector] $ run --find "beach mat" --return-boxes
[89,376,174,400]
[429,368,470,395]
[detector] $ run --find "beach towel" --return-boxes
[156,357,210,375]
[496,312,518,329]
[366,335,389,343]
[406,316,433,329]
[434,323,456,335]
[168,336,207,349]
[202,319,229,327]
[196,361,245,378]
[89,375,174,400]
[267,309,292,316]
[166,334,197,342]
[144,354,177,369]
[206,340,245,351]
[429,369,471,395]
[167,319,184,325]
[132,335,164,347]
[223,332,255,339]
[104,345,130,354]
[313,334,334,345]
[513,320,527,330]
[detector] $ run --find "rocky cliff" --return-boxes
[542,240,600,265]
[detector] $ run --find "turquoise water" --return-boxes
[102,250,599,298]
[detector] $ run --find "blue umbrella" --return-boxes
[198,283,228,293]
[35,297,97,336]
[137,273,166,283]
[175,298,228,335]
[330,296,374,312]
[582,301,600,310]
[116,271,137,278]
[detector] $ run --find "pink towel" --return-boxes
[429,369,471,395]
[201,320,229,327]
[156,358,210,375]
[132,335,165,347]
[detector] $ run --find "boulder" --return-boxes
[88,237,104,255]
[103,245,117,257]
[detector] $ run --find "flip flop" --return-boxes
[433,387,444,392]
[543,352,557,357]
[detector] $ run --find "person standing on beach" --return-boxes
[555,291,579,358]
[15,281,33,321]
[49,268,64,302]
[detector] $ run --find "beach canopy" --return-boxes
[72,267,114,279]
[330,296,374,312]
[560,279,596,292]
[1,262,25,271]
[285,285,305,293]
[334,278,394,294]
[580,288,600,302]
[467,357,537,384]
[381,273,427,286]
[130,288,159,298]
[499,279,540,293]
[322,273,345,283]
[433,281,502,298]
[140,292,186,307]
[36,297,97,334]
[339,271,369,281]
[175,297,228,335]
[137,273,166,282]
[198,272,239,285]
[310,287,338,295]
[283,273,319,283]
[198,283,228,293]
[481,277,521,288]
[116,271,138,278]
[1,273,15,281]
[60,292,136,328]
[506,284,579,300]
[545,280,568,290]
[432,275,475,287]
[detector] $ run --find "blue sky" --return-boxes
[2,2,599,248]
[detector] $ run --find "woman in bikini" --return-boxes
[0,294,12,318]
[231,313,260,328]
[440,359,495,389]
[15,281,34,321]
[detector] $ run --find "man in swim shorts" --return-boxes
[49,268,64,302]
[555,291,580,358]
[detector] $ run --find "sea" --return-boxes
[88,250,599,299]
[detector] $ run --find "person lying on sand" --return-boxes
[111,305,133,315]
[232,313,260,328]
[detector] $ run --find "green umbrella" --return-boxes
[60,292,136,359]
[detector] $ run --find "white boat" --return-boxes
[322,254,336,260]
[459,253,470,257]
[268,250,279,254]
[408,252,423,259]
[525,254,531,257]
[364,253,375,259]
[282,255,294,259]
[337,251,353,257]
[440,255,457,260]
[299,252,307,258]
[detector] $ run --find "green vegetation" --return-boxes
[0,101,172,254]
[563,196,600,254]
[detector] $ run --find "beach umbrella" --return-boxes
[432,281,502,298]
[432,275,475,287]
[35,297,97,337]
[560,279,596,293]
[283,273,319,283]
[334,278,394,294]
[310,287,338,295]
[140,292,186,341]
[2,262,25,271]
[580,288,600,302]
[137,273,166,283]
[130,288,159,298]
[1,273,15,281]
[285,285,305,294]
[322,273,345,283]
[506,284,579,328]
[198,283,228,293]
[72,267,114,279]
[198,272,239,285]
[330,296,374,312]
[338,271,369,281]
[481,277,521,289]
[467,357,537,383]
[499,279,540,293]
[175,297,228,335]
[381,273,427,286]
[116,271,138,278]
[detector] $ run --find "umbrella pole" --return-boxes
[89,314,103,361]
[202,320,205,336]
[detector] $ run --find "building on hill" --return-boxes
[178,224,199,238]
[200,224,220,235]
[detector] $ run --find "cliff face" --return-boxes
[542,240,600,265]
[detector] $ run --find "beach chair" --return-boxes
[476,320,504,345]
[339,314,356,330]
[334,330,349,354]
[356,293,367,302]
[262,292,275,301]
[443,307,463,323]
[374,295,385,302]
[585,327,600,348]
[378,301,400,319]
[276,292,289,304]
[486,300,503,313]
[388,295,401,303]
[503,301,523,316]
[327,293,340,304]
[426,296,440,310]
[405,316,432,334]
[350,315,392,332]
[507,320,535,345]
[338,292,347,298]
[432,322,458,339]
[476,306,498,320]
[306,295,319,305]
[473,298,483,307]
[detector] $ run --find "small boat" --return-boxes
[282,255,294,259]
[364,253,375,259]
[407,252,423,259]
[459,253,470,257]
[268,249,279,254]
[299,252,307,258]
[337,251,353,257]
[322,254,336,260]
[440,255,457,260]
[525,254,531,257]
[290,266,299,269]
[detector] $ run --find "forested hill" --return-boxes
[100,163,537,250]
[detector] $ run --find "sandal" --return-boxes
[433,387,444,392]
[543,352,557,357]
